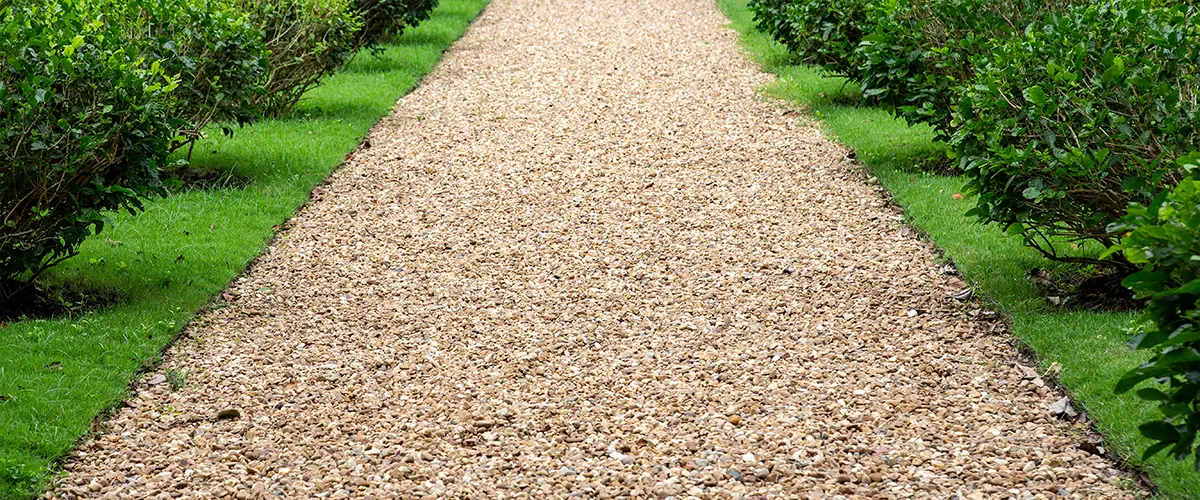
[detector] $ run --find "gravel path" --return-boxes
[51,0,1135,498]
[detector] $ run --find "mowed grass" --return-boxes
[0,1,490,497]
[715,0,1200,497]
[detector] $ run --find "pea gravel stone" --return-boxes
[48,0,1137,497]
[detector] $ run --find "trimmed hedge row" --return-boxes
[108,0,270,149]
[750,0,1200,466]
[354,0,440,52]
[749,0,874,80]
[750,0,1198,265]
[0,2,175,297]
[233,0,361,117]
[954,1,1199,268]
[0,0,438,300]
[858,0,1086,135]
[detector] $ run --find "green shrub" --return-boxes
[352,0,438,52]
[857,0,1083,136]
[230,0,361,117]
[0,2,175,299]
[1110,153,1200,465]
[116,0,269,149]
[951,1,1200,267]
[748,0,877,79]
[18,0,269,151]
[748,0,800,52]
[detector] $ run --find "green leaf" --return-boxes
[1177,152,1200,170]
[1122,269,1166,292]
[1101,56,1126,86]
[64,35,84,57]
[1099,244,1123,260]
[1023,85,1046,107]
[1140,421,1182,442]
[1144,441,1174,460]
[1117,367,1159,393]
[1138,387,1171,401]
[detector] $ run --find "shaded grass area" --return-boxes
[0,0,490,496]
[715,0,1199,497]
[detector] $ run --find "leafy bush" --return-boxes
[1110,153,1200,464]
[230,0,360,117]
[748,0,800,52]
[951,1,1200,267]
[116,0,269,149]
[352,0,438,52]
[748,0,876,79]
[17,0,269,151]
[0,2,175,299]
[857,0,1084,135]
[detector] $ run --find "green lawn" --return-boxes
[715,0,1199,497]
[0,1,490,497]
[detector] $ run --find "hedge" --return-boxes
[856,0,1085,136]
[109,0,269,150]
[231,0,361,117]
[1111,153,1200,464]
[1,0,446,300]
[952,0,1200,267]
[0,2,175,300]
[747,0,1200,470]
[748,0,876,80]
[352,0,439,52]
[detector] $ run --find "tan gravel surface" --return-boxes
[50,0,1136,498]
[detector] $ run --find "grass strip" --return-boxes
[0,0,490,496]
[714,0,1200,497]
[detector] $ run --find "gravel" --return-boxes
[48,0,1137,497]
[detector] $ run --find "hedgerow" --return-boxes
[116,0,269,149]
[352,0,439,52]
[748,0,876,80]
[952,0,1200,267]
[0,2,175,299]
[231,0,361,117]
[857,0,1084,135]
[747,0,800,52]
[1,0,453,298]
[744,0,1200,474]
[1110,153,1200,464]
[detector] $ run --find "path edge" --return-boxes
[34,3,495,498]
[707,0,1158,497]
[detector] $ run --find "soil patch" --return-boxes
[1029,267,1144,312]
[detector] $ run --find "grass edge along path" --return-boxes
[714,0,1200,497]
[0,0,491,497]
